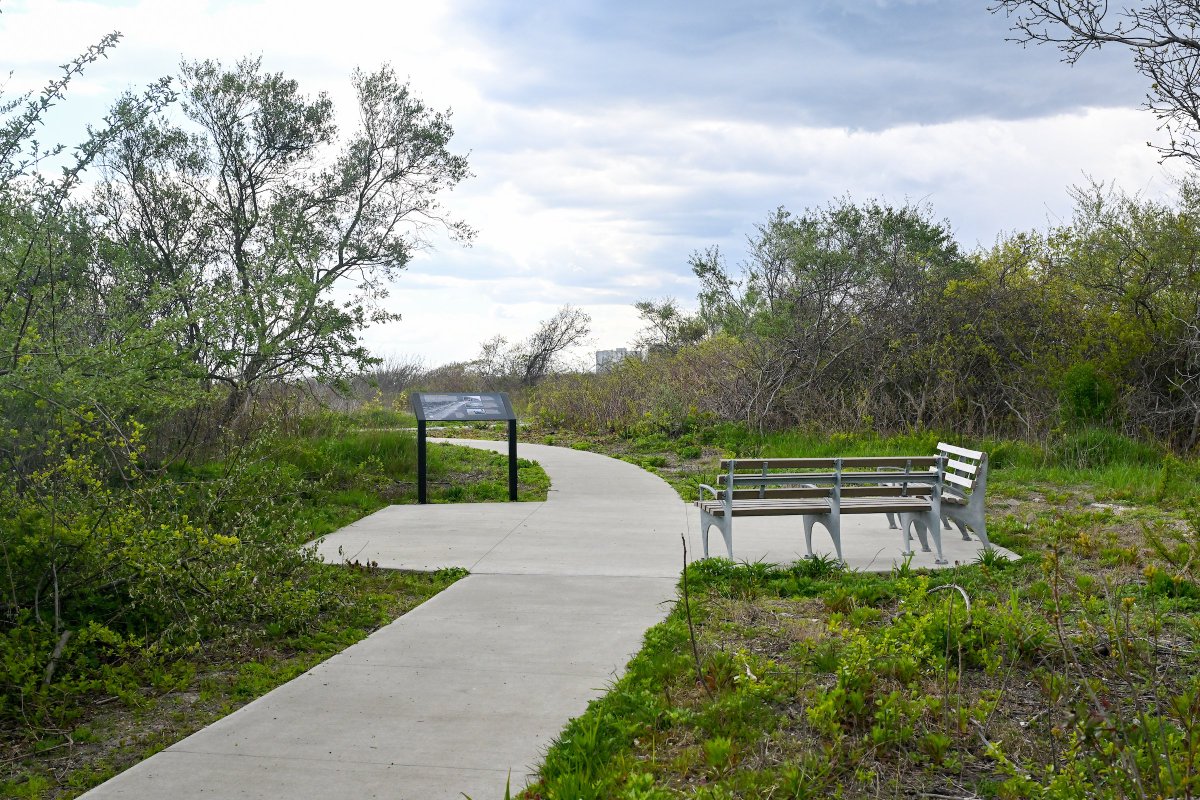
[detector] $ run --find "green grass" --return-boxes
[296,406,418,435]
[2,566,466,799]
[524,529,1200,798]
[2,414,549,800]
[516,424,1200,800]
[256,431,550,538]
[274,430,548,502]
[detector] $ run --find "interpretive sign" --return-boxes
[410,392,515,422]
[409,392,518,504]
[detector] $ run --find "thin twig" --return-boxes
[681,534,713,698]
[929,583,972,619]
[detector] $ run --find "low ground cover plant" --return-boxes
[1,416,548,799]
[518,427,1200,799]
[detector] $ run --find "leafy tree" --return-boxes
[94,57,473,416]
[1,33,173,384]
[473,305,592,389]
[0,34,223,723]
[692,200,969,428]
[1053,180,1200,445]
[0,40,479,738]
[632,297,707,353]
[0,32,180,483]
[991,0,1200,167]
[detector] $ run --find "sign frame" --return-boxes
[410,392,516,423]
[409,392,519,504]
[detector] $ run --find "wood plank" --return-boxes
[842,504,930,514]
[942,471,974,489]
[729,488,832,499]
[837,456,939,469]
[727,485,932,500]
[720,471,940,486]
[699,499,830,508]
[719,456,939,471]
[698,502,832,517]
[945,458,977,475]
[699,496,935,515]
[842,485,933,497]
[719,458,837,470]
[729,501,829,509]
[937,442,984,460]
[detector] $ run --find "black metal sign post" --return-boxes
[410,392,518,504]
[508,418,518,501]
[417,418,428,504]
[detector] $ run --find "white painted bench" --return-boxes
[695,443,990,565]
[887,443,990,554]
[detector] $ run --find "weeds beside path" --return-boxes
[3,424,549,799]
[500,424,1200,799]
[2,566,466,799]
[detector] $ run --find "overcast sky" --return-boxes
[0,0,1183,367]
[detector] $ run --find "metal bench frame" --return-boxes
[885,444,990,551]
[696,443,990,565]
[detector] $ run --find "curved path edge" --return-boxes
[80,438,1006,799]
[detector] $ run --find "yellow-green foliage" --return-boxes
[537,186,1200,450]
[529,334,751,435]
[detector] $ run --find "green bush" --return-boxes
[1060,361,1117,424]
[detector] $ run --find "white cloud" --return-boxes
[364,104,1175,366]
[2,0,1183,370]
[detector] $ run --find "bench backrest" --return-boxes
[936,441,987,499]
[718,456,939,472]
[716,444,987,499]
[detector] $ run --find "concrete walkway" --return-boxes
[82,440,1005,799]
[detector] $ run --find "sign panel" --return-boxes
[410,392,519,503]
[410,392,515,422]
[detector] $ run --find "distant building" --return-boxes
[595,348,630,371]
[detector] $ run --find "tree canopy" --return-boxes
[93,58,472,414]
[992,0,1200,166]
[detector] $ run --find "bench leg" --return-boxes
[802,512,843,564]
[898,512,927,556]
[926,508,947,564]
[973,518,990,550]
[700,510,733,559]
[899,511,948,565]
[885,512,899,530]
[945,509,990,551]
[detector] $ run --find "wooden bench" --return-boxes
[695,443,990,565]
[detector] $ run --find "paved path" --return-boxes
[82,440,1005,799]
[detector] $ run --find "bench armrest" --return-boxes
[698,483,721,501]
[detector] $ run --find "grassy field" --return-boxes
[2,422,549,799]
[512,424,1200,799]
[2,566,466,799]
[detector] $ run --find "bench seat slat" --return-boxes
[698,496,933,516]
[698,501,831,517]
